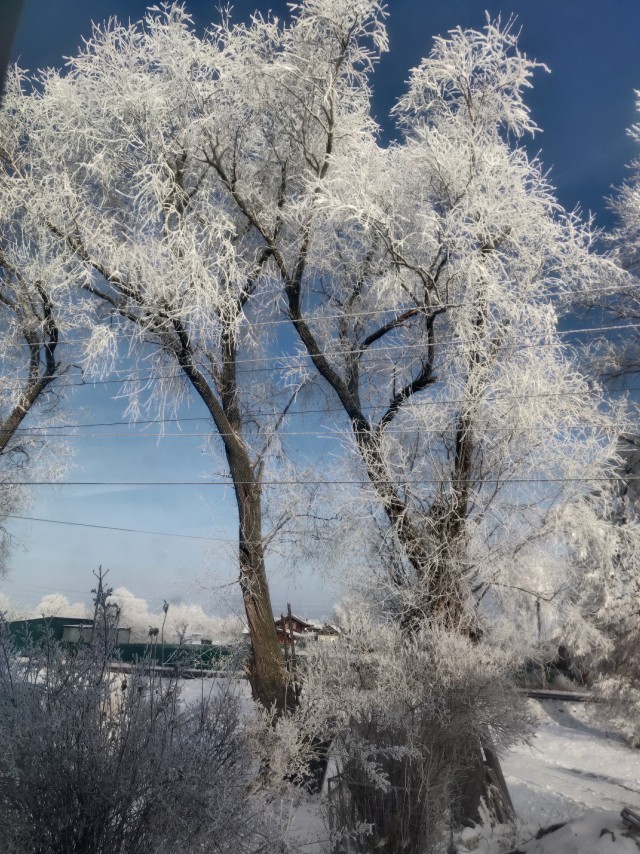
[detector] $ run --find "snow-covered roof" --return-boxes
[275,614,315,629]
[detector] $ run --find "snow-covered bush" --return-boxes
[0,614,276,854]
[594,676,640,747]
[252,613,527,853]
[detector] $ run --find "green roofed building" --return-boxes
[8,617,131,648]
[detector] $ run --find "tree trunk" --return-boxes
[177,343,289,713]
[354,426,472,631]
[0,323,59,455]
[234,477,290,712]
[356,425,514,827]
[454,742,514,828]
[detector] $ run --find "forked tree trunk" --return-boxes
[354,426,473,631]
[284,288,514,825]
[355,430,514,827]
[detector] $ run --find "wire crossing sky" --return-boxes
[2,0,639,617]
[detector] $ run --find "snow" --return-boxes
[468,699,640,854]
[516,812,639,853]
[505,700,640,826]
[176,684,640,853]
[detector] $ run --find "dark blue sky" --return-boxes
[3,0,639,615]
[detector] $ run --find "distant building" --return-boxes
[274,613,316,644]
[315,623,341,642]
[273,615,342,644]
[8,617,131,648]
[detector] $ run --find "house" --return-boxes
[315,623,341,642]
[8,616,91,647]
[274,613,316,644]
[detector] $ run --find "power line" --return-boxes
[0,512,237,542]
[13,415,213,431]
[0,475,632,486]
[0,384,630,441]
[1,318,638,390]
[1,423,634,440]
[1,512,329,546]
[3,409,625,434]
[3,281,636,343]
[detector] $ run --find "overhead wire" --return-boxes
[1,381,636,439]
[0,512,242,542]
[1,426,632,439]
[2,279,637,344]
[0,475,635,486]
[1,319,638,392]
[2,406,632,435]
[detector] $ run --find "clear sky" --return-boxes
[2,0,639,617]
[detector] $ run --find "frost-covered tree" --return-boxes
[0,592,25,620]
[568,436,640,647]
[612,91,640,275]
[0,72,77,575]
[1,6,324,710]
[32,593,89,619]
[107,586,242,643]
[558,435,640,743]
[280,16,620,634]
[247,9,620,824]
[162,600,242,643]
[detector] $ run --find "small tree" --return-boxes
[563,434,640,743]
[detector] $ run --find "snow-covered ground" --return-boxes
[468,698,640,853]
[177,681,640,852]
[506,699,640,826]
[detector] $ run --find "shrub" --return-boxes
[0,614,275,854]
[256,615,527,854]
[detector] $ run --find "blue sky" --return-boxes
[2,0,639,617]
